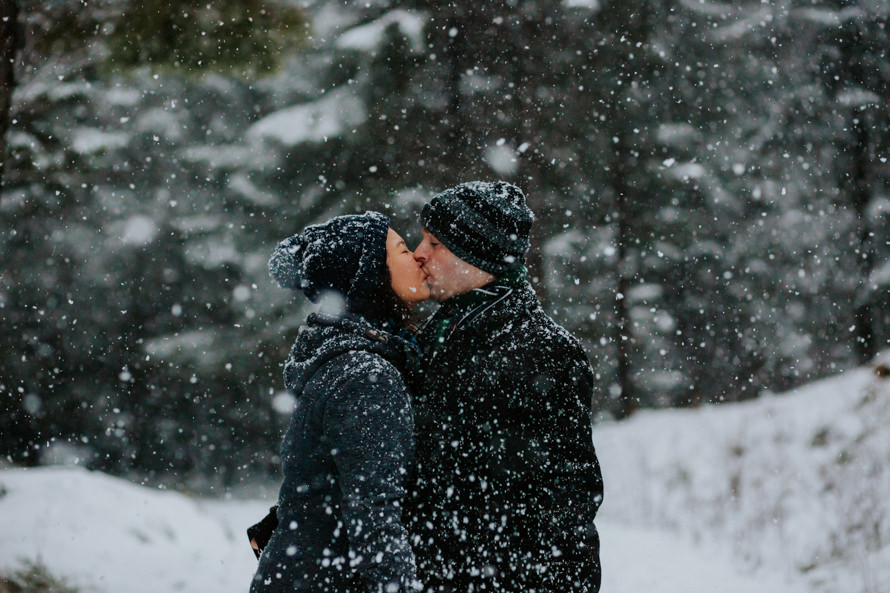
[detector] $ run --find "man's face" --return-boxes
[413,228,494,302]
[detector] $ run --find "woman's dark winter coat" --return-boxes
[406,280,604,593]
[251,313,419,593]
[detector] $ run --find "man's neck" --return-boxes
[441,270,495,301]
[441,266,527,305]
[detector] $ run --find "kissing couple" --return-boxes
[249,181,604,593]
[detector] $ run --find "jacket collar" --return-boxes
[421,271,538,354]
[285,312,420,395]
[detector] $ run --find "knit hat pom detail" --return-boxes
[269,233,310,291]
[269,212,390,309]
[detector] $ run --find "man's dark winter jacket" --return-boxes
[251,313,419,593]
[406,280,604,593]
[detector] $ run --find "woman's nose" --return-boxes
[413,244,428,262]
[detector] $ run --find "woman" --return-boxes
[250,211,429,593]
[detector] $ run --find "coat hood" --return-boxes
[284,312,420,395]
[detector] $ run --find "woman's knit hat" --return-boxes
[268,211,390,308]
[420,181,534,276]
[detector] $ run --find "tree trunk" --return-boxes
[1,0,18,188]
[613,132,638,419]
[851,110,876,363]
[443,17,466,170]
[842,19,878,364]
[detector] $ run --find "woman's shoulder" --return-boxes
[329,347,401,374]
[314,350,413,427]
[315,348,407,393]
[290,313,417,387]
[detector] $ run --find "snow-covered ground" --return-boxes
[2,362,888,593]
[595,362,890,593]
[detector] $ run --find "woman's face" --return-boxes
[386,229,430,305]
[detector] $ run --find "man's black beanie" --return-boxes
[420,181,534,276]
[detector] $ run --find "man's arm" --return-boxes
[483,338,604,554]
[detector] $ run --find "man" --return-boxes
[406,181,604,593]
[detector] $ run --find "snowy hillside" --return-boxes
[595,361,890,593]
[1,362,888,593]
[0,467,269,593]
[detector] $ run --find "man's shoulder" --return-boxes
[426,282,587,359]
[508,311,589,362]
[495,292,582,344]
[479,293,589,364]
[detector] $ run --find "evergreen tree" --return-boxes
[3,0,889,485]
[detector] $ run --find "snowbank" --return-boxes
[594,365,890,592]
[0,467,809,593]
[2,364,887,593]
[0,467,268,593]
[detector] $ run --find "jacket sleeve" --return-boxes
[483,336,604,557]
[322,354,419,593]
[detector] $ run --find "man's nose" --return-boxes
[413,243,428,262]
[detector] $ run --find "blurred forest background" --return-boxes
[1,0,888,491]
